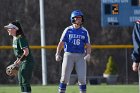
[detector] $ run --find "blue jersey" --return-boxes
[60,25,90,53]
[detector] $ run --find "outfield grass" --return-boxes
[0,84,138,93]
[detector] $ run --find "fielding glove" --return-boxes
[6,63,19,77]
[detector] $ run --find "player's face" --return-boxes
[74,16,82,25]
[7,28,16,36]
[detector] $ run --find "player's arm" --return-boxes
[84,43,91,62]
[55,27,68,61]
[56,41,64,55]
[84,30,91,61]
[15,48,29,65]
[55,41,64,61]
[85,43,91,55]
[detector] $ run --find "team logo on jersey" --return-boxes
[69,34,85,39]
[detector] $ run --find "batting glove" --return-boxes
[84,54,91,62]
[55,54,62,61]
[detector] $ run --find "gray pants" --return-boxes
[60,52,86,85]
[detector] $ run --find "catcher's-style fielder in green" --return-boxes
[4,20,34,93]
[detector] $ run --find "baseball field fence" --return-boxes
[0,45,135,85]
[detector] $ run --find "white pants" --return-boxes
[60,52,86,85]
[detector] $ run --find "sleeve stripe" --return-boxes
[81,27,90,44]
[87,31,90,44]
[60,26,71,42]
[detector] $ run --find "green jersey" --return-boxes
[12,35,33,61]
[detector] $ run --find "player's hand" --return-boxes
[14,59,21,67]
[84,54,90,62]
[132,62,139,72]
[55,54,62,62]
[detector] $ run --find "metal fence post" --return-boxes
[125,48,128,84]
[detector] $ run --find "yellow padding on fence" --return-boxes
[91,45,133,49]
[0,45,133,49]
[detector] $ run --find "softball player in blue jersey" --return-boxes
[55,10,91,93]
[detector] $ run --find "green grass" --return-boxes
[0,84,138,93]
